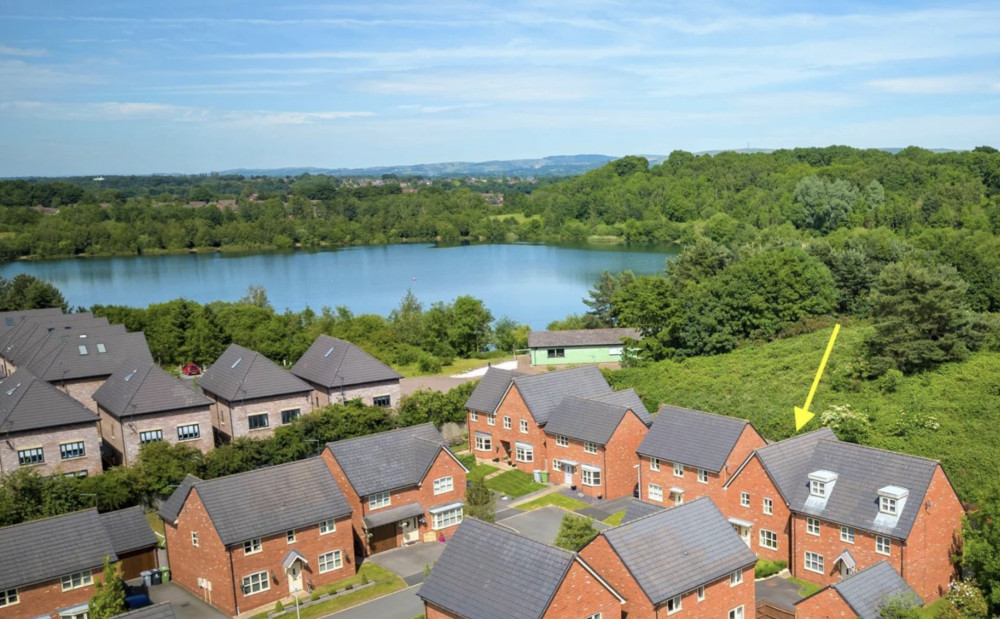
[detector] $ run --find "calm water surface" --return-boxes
[0,243,677,329]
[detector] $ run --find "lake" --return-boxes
[0,243,678,329]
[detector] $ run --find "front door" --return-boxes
[563,465,575,486]
[287,561,303,594]
[402,517,419,544]
[840,561,854,578]
[732,524,751,547]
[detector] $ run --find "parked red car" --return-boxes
[181,363,201,376]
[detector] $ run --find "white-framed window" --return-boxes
[60,441,86,460]
[281,408,301,424]
[432,506,464,530]
[319,519,336,535]
[810,480,827,498]
[177,424,201,441]
[760,529,778,550]
[697,585,705,602]
[880,496,898,515]
[248,413,269,430]
[648,483,663,502]
[556,435,568,447]
[730,569,743,586]
[475,434,491,451]
[139,429,163,444]
[17,447,44,466]
[584,614,602,619]
[584,441,598,454]
[582,467,601,487]
[318,550,343,573]
[552,459,562,471]
[697,468,708,483]
[242,571,269,596]
[0,588,17,608]
[673,462,684,477]
[503,416,511,429]
[649,457,659,471]
[763,498,773,515]
[516,443,534,463]
[243,538,262,555]
[373,395,391,408]
[806,517,820,536]
[841,526,855,543]
[470,411,478,422]
[486,412,496,426]
[286,530,296,544]
[740,492,750,507]
[369,491,391,509]
[519,420,528,433]
[61,570,93,591]
[191,531,199,547]
[729,605,745,619]
[876,536,891,555]
[433,476,454,495]
[666,595,682,614]
[804,551,824,573]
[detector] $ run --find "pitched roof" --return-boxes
[638,405,754,473]
[157,474,199,523]
[94,360,211,418]
[799,561,922,619]
[0,368,99,434]
[198,343,311,402]
[464,367,525,414]
[418,518,576,619]
[112,603,177,619]
[513,365,612,425]
[177,458,351,546]
[0,307,62,336]
[733,427,838,500]
[24,331,153,382]
[589,388,652,424]
[601,497,757,606]
[326,423,451,497]
[1,313,110,365]
[621,498,666,524]
[527,327,640,348]
[290,334,401,389]
[0,508,117,591]
[99,506,158,554]
[544,395,644,445]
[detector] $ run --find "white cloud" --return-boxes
[867,74,1000,94]
[0,44,47,57]
[0,101,373,125]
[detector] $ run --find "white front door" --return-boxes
[287,561,303,594]
[732,524,751,547]
[564,465,574,486]
[402,517,419,544]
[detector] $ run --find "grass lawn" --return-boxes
[485,469,546,498]
[468,463,499,482]
[253,563,404,619]
[918,598,949,617]
[394,353,511,378]
[144,511,165,536]
[788,577,823,597]
[603,510,625,526]
[516,493,588,511]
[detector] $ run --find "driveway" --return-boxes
[367,541,447,586]
[756,575,805,611]
[497,506,610,545]
[147,582,229,619]
[323,585,423,619]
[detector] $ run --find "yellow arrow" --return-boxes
[794,323,841,431]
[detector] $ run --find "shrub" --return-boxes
[360,574,369,585]
[309,592,320,602]
[877,368,904,394]
[417,353,442,374]
[754,559,787,579]
[274,601,284,613]
[457,453,477,470]
[344,583,353,591]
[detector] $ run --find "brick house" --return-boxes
[158,457,355,617]
[723,427,963,602]
[465,365,616,472]
[543,390,652,499]
[290,334,402,408]
[637,405,765,509]
[0,507,156,619]
[580,497,757,619]
[321,423,467,556]
[418,518,625,619]
[198,344,313,441]
[0,369,102,478]
[795,561,923,618]
[94,360,214,466]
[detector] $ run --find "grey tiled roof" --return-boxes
[638,405,754,473]
[0,508,117,591]
[94,360,212,418]
[0,307,63,337]
[25,331,153,382]
[464,367,524,413]
[198,343,311,402]
[112,603,177,619]
[362,502,424,529]
[290,334,401,389]
[601,497,757,605]
[589,389,653,425]
[544,395,642,445]
[182,458,351,546]
[513,365,611,425]
[0,368,99,434]
[418,518,575,619]
[0,312,105,362]
[157,474,200,523]
[803,561,922,619]
[5,316,115,367]
[99,505,158,554]
[527,327,640,348]
[735,427,837,500]
[621,498,666,524]
[326,423,448,497]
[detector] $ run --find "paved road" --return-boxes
[147,582,229,619]
[323,585,423,619]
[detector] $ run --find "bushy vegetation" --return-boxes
[754,559,787,579]
[554,514,599,551]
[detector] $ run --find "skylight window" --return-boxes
[124,369,138,382]
[96,343,106,353]
[78,345,88,355]
[324,347,335,358]
[231,357,243,369]
[5,382,21,396]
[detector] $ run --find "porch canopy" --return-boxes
[363,502,424,529]
[282,548,309,569]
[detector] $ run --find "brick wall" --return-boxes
[543,559,623,618]
[579,535,651,618]
[546,410,646,500]
[793,587,854,618]
[721,454,792,564]
[98,406,214,466]
[60,377,108,412]
[791,513,905,589]
[0,422,102,477]
[900,466,964,602]
[3,567,102,619]
[310,380,401,409]
[209,392,312,440]
[467,385,548,471]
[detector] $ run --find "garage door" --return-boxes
[119,549,157,580]
[369,523,398,554]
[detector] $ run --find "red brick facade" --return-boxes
[468,384,549,470]
[794,587,855,618]
[546,410,648,500]
[1,567,101,619]
[722,454,792,563]
[163,488,356,616]
[321,446,468,556]
[898,467,964,602]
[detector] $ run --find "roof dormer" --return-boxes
[878,485,909,515]
[808,470,838,498]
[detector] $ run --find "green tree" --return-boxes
[88,557,127,619]
[137,441,202,495]
[876,592,922,618]
[465,479,495,523]
[390,290,425,347]
[492,316,529,353]
[238,284,272,309]
[962,483,1000,614]
[554,514,599,551]
[448,296,493,356]
[0,274,68,311]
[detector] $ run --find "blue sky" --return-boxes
[1,1,998,176]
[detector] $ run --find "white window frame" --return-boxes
[486,412,496,426]
[666,595,682,614]
[247,413,269,430]
[582,466,601,487]
[286,530,296,544]
[319,519,336,535]
[673,462,684,477]
[649,457,659,471]
[242,571,269,596]
[0,587,17,608]
[584,614,602,619]
[804,551,824,574]
[806,517,820,536]
[583,441,598,454]
[243,538,262,555]
[318,550,343,573]
[552,459,562,471]
[697,468,708,483]
[433,476,454,495]
[730,569,743,586]
[556,435,568,447]
[876,535,891,555]
[60,570,93,591]
[810,480,826,498]
[760,529,778,550]
[740,492,750,507]
[841,526,855,544]
[648,483,663,502]
[177,424,201,441]
[763,498,773,515]
[475,434,491,451]
[516,443,534,463]
[432,506,464,530]
[139,429,163,444]
[729,606,745,619]
[519,419,528,433]
[470,411,478,422]
[503,416,511,430]
[191,531,199,547]
[880,496,898,515]
[369,491,391,509]
[697,585,705,602]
